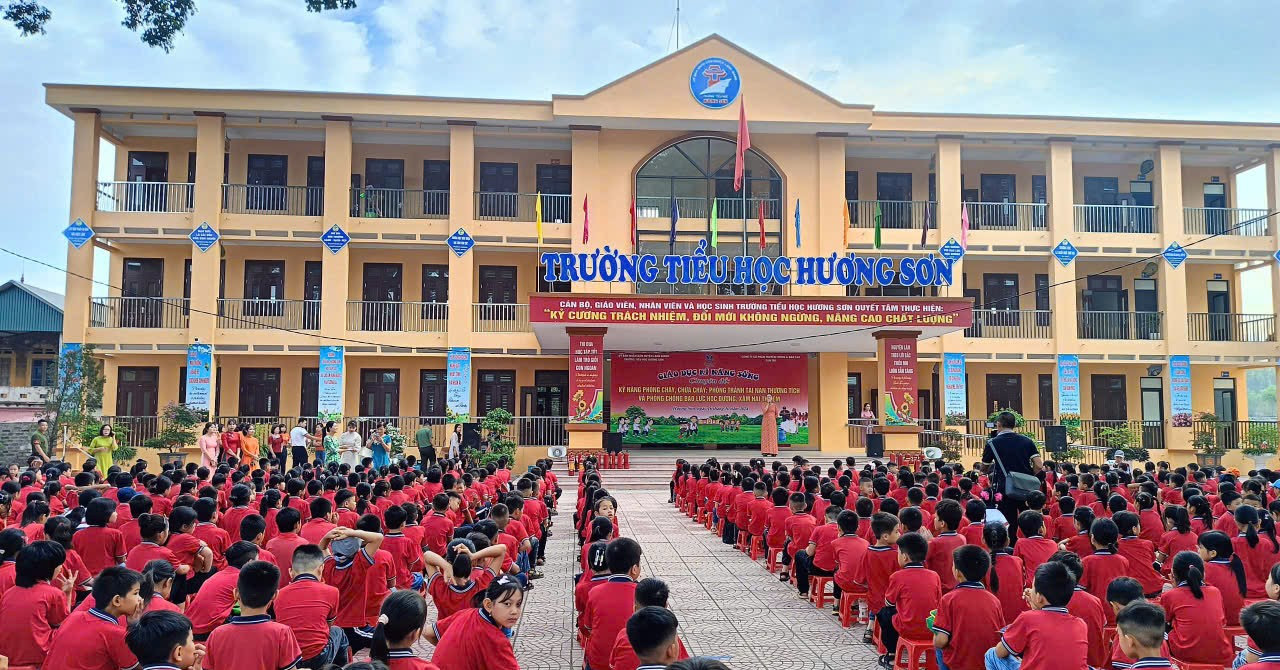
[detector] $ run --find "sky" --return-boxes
[1,0,1279,304]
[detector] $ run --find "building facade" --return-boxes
[47,35,1280,462]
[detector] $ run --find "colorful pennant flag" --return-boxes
[535,191,543,244]
[873,201,883,249]
[582,194,589,244]
[709,198,719,249]
[669,195,679,251]
[734,99,751,192]
[793,198,801,249]
[960,202,970,249]
[757,199,765,252]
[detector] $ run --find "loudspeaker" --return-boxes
[865,433,884,458]
[462,422,481,450]
[1045,425,1068,454]
[603,432,623,453]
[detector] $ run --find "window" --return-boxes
[423,160,449,216]
[420,370,446,417]
[845,171,859,202]
[244,260,285,316]
[1038,374,1054,421]
[477,370,515,414]
[246,154,288,210]
[846,285,937,298]
[30,357,56,387]
[421,264,449,302]
[178,367,187,405]
[535,165,572,222]
[479,163,518,218]
[983,274,1020,311]
[0,355,12,386]
[848,373,863,418]
[478,266,517,304]
[537,266,571,293]
[364,158,406,218]
[533,370,568,416]
[1035,274,1050,327]
[985,374,1023,414]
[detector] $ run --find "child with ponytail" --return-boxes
[1062,506,1095,557]
[1157,505,1197,569]
[1113,511,1162,597]
[1198,530,1247,625]
[1187,495,1214,535]
[140,559,182,613]
[424,538,507,619]
[0,527,24,596]
[982,522,1027,622]
[370,590,436,669]
[1079,517,1130,624]
[1160,551,1233,665]
[429,575,523,670]
[1233,505,1280,598]
[1135,492,1163,543]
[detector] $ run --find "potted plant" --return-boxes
[1096,422,1150,463]
[142,402,205,466]
[1191,411,1226,467]
[987,408,1045,451]
[939,428,965,462]
[1240,422,1279,471]
[468,408,516,468]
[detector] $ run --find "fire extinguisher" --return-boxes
[609,452,617,469]
[606,452,615,469]
[622,451,630,468]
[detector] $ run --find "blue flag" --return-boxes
[794,198,801,248]
[669,195,679,250]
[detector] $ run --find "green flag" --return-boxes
[874,201,882,249]
[709,198,719,248]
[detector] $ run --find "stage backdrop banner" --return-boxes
[611,352,809,445]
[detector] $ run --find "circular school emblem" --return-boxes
[689,57,741,109]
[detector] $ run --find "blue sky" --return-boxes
[1,0,1278,299]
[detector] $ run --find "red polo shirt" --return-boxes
[420,513,453,555]
[43,607,137,670]
[1013,536,1057,585]
[204,614,302,670]
[125,540,182,572]
[166,532,205,573]
[960,522,985,548]
[265,532,309,588]
[809,522,840,572]
[1117,537,1163,595]
[275,574,339,660]
[1204,558,1246,625]
[364,547,396,625]
[831,534,870,591]
[933,582,1004,670]
[0,581,71,665]
[1079,551,1131,624]
[746,497,772,536]
[1157,530,1197,561]
[426,568,494,619]
[1158,583,1232,664]
[885,563,942,640]
[1233,534,1280,598]
[783,512,817,557]
[985,551,1028,623]
[861,545,900,613]
[1000,607,1089,670]
[1067,587,1110,668]
[72,525,127,577]
[299,518,335,545]
[0,561,15,596]
[385,649,442,669]
[219,506,253,536]
[322,548,375,628]
[429,607,518,670]
[583,576,639,670]
[192,522,231,570]
[925,532,967,591]
[765,506,791,548]
[185,565,240,635]
[609,628,689,670]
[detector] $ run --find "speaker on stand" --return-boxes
[865,433,884,459]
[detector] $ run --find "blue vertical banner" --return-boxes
[59,343,84,413]
[184,343,213,413]
[317,346,344,421]
[1056,354,1081,423]
[1169,355,1192,426]
[446,347,472,423]
[942,353,967,425]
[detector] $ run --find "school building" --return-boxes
[46,34,1280,468]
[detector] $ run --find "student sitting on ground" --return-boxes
[1012,511,1057,586]
[275,544,347,669]
[1051,550,1109,670]
[0,540,76,666]
[1158,551,1233,666]
[1079,518,1131,626]
[933,545,1004,670]
[1105,577,1167,670]
[369,589,439,670]
[204,559,302,670]
[878,532,942,667]
[610,578,691,670]
[985,561,1089,670]
[185,540,260,641]
[1113,601,1176,670]
[44,564,144,669]
[1239,601,1280,670]
[320,525,384,655]
[429,575,523,670]
[124,610,205,670]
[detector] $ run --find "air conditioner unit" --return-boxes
[548,446,567,459]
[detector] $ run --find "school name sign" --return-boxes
[529,295,974,328]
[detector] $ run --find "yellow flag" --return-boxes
[842,199,851,249]
[535,192,543,244]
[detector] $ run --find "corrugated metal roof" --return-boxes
[0,281,64,333]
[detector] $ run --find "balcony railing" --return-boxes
[474,192,570,222]
[1187,313,1276,342]
[99,416,161,448]
[90,297,189,329]
[963,309,1052,338]
[472,303,531,332]
[223,184,323,216]
[346,301,449,332]
[1189,420,1280,452]
[218,299,321,330]
[96,181,194,213]
[634,197,780,220]
[1077,311,1163,340]
[1078,419,1166,451]
[849,200,935,230]
[351,188,449,219]
[966,202,1047,231]
[1073,204,1157,233]
[1183,207,1270,237]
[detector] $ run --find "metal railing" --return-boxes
[1187,313,1276,342]
[223,415,567,449]
[218,299,321,330]
[1077,311,1163,340]
[964,309,1053,338]
[633,197,781,221]
[351,188,449,219]
[90,299,112,327]
[1078,419,1166,451]
[966,202,1047,231]
[222,185,323,216]
[1183,207,1270,236]
[99,416,161,448]
[345,301,449,332]
[1073,204,1157,233]
[1190,420,1279,452]
[96,181,194,213]
[472,303,531,332]
[849,200,935,230]
[90,297,190,329]
[474,192,570,222]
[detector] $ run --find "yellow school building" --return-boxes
[46,35,1280,469]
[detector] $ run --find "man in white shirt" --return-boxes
[289,418,311,470]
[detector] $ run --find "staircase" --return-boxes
[552,448,869,491]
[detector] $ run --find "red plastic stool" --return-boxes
[1226,625,1247,650]
[765,546,785,573]
[839,589,870,628]
[716,518,725,535]
[735,532,749,552]
[704,511,714,530]
[749,535,766,561]
[1169,660,1224,670]
[810,575,834,608]
[892,638,938,670]
[872,617,887,654]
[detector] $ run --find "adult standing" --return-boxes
[447,423,463,461]
[221,421,242,466]
[29,418,50,462]
[414,422,436,466]
[198,422,221,469]
[981,411,1043,523]
[267,424,286,471]
[338,420,362,468]
[322,421,341,467]
[370,423,391,470]
[760,394,779,458]
[87,423,119,476]
[288,418,310,471]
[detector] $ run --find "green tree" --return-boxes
[4,0,357,51]
[43,344,105,459]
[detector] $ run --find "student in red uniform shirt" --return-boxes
[1053,497,1079,541]
[357,514,397,633]
[878,532,942,665]
[933,546,1005,670]
[1233,505,1280,598]
[960,500,987,547]
[424,539,505,619]
[1198,531,1248,626]
[1052,550,1110,669]
[430,574,523,670]
[421,493,456,556]
[43,565,144,670]
[620,606,688,670]
[20,499,49,542]
[1112,511,1162,598]
[301,497,338,544]
[0,527,24,596]
[609,578,691,670]
[984,523,1027,623]
[745,482,772,550]
[1063,507,1096,558]
[203,560,303,670]
[829,509,870,613]
[185,541,259,640]
[1012,511,1057,586]
[1156,506,1197,568]
[125,513,189,575]
[1113,601,1178,670]
[192,497,231,571]
[320,525,385,655]
[369,589,441,670]
[275,544,346,668]
[265,507,308,589]
[1079,518,1131,624]
[583,537,643,670]
[0,540,76,667]
[74,497,127,577]
[1158,551,1233,665]
[166,506,212,583]
[1239,601,1280,670]
[124,610,206,670]
[576,542,609,640]
[986,561,1089,670]
[798,504,842,602]
[927,499,967,591]
[1136,493,1164,544]
[119,494,151,552]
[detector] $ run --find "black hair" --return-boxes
[1241,601,1280,655]
[1235,505,1280,553]
[896,532,928,564]
[309,496,333,520]
[169,505,197,532]
[1116,601,1167,650]
[239,514,268,543]
[626,606,679,661]
[898,507,923,533]
[836,509,858,535]
[85,497,118,527]
[635,577,670,608]
[275,506,301,533]
[1032,561,1075,607]
[370,590,430,663]
[1105,576,1145,607]
[125,611,193,666]
[1090,518,1120,554]
[1073,506,1095,533]
[225,540,260,569]
[14,540,64,587]
[870,512,899,540]
[1058,495,1076,514]
[0,528,25,563]
[953,544,990,583]
[236,560,280,609]
[1112,511,1141,538]
[1017,510,1045,538]
[1170,551,1205,599]
[192,497,218,523]
[854,496,874,518]
[140,559,176,606]
[879,498,900,517]
[93,565,143,610]
[1198,530,1247,597]
[586,541,609,573]
[606,537,642,574]
[476,573,524,609]
[934,499,962,531]
[984,522,1010,592]
[1048,549,1084,581]
[291,544,325,575]
[1164,505,1191,534]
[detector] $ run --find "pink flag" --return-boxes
[629,199,636,249]
[960,202,969,249]
[582,194,590,243]
[734,99,751,192]
[757,199,765,251]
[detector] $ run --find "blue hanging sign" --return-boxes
[185,343,213,413]
[1163,242,1188,269]
[1169,355,1192,427]
[448,228,475,258]
[317,346,345,421]
[63,219,95,249]
[939,237,965,262]
[942,353,967,425]
[446,347,472,423]
[1057,354,1081,419]
[1273,249,1280,265]
[689,57,742,109]
[321,224,351,255]
[1052,239,1078,266]
[189,222,220,253]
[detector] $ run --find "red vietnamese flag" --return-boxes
[734,99,751,192]
[582,194,590,243]
[629,198,637,249]
[757,199,765,251]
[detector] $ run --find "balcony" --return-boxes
[963,309,1052,338]
[346,301,448,332]
[965,202,1047,232]
[1183,207,1270,236]
[1187,313,1276,342]
[1078,419,1166,451]
[635,197,781,220]
[1073,204,1157,233]
[848,200,934,230]
[351,188,449,219]
[218,299,321,330]
[475,192,569,222]
[1077,311,1163,340]
[223,185,323,216]
[90,297,189,329]
[96,181,194,213]
[1189,419,1280,452]
[472,303,531,332]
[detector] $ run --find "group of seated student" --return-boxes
[672,453,1280,670]
[0,449,567,670]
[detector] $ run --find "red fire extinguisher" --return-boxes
[622,451,630,468]
[606,452,615,469]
